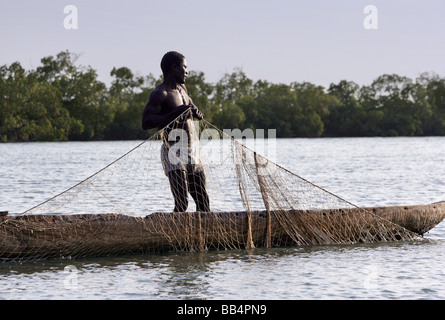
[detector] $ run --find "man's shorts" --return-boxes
[160,143,204,176]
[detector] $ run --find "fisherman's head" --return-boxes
[161,51,188,84]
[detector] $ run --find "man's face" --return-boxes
[173,58,188,84]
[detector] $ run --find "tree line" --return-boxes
[1,50,444,142]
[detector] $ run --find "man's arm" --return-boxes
[189,100,203,120]
[180,84,203,120]
[142,89,189,130]
[183,91,203,120]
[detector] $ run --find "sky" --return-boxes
[1,0,444,88]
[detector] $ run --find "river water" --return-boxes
[0,137,444,300]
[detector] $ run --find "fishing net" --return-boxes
[0,110,420,261]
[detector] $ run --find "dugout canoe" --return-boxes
[0,201,444,262]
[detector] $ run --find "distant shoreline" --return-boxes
[2,51,444,142]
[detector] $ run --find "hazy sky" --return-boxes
[1,0,444,88]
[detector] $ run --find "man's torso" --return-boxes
[156,83,203,174]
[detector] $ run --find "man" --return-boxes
[142,51,210,212]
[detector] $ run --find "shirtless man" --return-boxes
[142,51,210,212]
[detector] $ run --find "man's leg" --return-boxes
[187,170,210,212]
[167,169,189,212]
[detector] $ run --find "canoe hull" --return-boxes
[1,202,444,262]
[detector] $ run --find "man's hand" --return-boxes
[177,105,202,122]
[190,105,203,120]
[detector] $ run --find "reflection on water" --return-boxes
[1,237,445,300]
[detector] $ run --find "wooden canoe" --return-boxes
[0,202,444,262]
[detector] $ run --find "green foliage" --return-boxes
[0,60,82,141]
[1,51,444,142]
